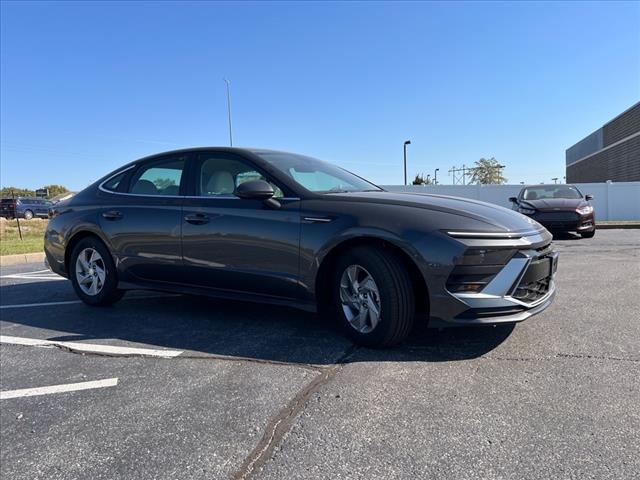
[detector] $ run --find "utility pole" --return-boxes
[434,168,439,185]
[448,165,466,185]
[403,140,411,185]
[11,189,22,241]
[224,78,233,146]
[448,163,505,185]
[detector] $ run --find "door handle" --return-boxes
[102,210,123,220]
[184,213,210,225]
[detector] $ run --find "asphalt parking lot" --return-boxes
[1,229,638,480]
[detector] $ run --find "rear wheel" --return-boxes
[581,229,595,238]
[69,237,124,306]
[23,210,33,220]
[332,246,415,347]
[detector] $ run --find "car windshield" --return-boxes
[253,150,381,194]
[522,185,583,200]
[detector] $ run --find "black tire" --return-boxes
[69,236,124,306]
[581,229,595,238]
[332,246,415,347]
[23,210,34,220]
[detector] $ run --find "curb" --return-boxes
[597,223,640,230]
[0,252,45,267]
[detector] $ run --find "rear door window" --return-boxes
[102,171,128,192]
[129,157,187,196]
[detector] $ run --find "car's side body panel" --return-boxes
[97,195,184,283]
[45,147,559,328]
[181,196,302,299]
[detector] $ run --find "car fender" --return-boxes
[305,226,430,300]
[45,208,116,272]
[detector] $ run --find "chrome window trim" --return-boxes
[99,171,300,201]
[98,165,137,194]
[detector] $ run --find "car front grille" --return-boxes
[513,276,551,302]
[535,211,579,222]
[512,252,555,303]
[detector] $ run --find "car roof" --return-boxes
[134,146,293,161]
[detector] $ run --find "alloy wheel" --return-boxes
[75,247,106,296]
[339,264,382,333]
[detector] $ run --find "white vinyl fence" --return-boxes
[382,182,640,221]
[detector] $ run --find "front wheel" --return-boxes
[23,210,34,220]
[69,237,124,306]
[332,246,415,347]
[581,229,595,238]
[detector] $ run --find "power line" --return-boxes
[448,164,505,185]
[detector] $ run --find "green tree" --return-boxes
[153,178,176,190]
[412,173,432,185]
[468,157,507,184]
[41,184,70,198]
[1,185,70,198]
[0,187,36,198]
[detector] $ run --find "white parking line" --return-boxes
[1,378,118,400]
[1,270,65,281]
[0,300,82,310]
[0,293,181,310]
[11,269,50,275]
[0,335,183,358]
[1,275,66,281]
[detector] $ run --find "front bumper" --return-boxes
[531,211,595,232]
[429,229,558,326]
[446,251,558,325]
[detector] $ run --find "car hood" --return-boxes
[327,191,544,233]
[521,198,587,211]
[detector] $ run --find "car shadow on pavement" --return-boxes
[0,281,514,366]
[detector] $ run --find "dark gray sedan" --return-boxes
[45,148,558,346]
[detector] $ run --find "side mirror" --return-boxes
[585,194,593,201]
[235,180,274,200]
[235,180,280,208]
[508,197,518,203]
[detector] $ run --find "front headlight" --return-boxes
[518,206,535,215]
[576,205,593,215]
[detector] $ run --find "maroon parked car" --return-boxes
[509,184,595,238]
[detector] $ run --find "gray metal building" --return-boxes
[566,102,640,182]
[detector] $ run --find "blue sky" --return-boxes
[1,1,639,190]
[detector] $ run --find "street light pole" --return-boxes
[434,168,439,185]
[224,78,233,146]
[403,140,411,185]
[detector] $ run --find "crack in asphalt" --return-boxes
[231,345,360,480]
